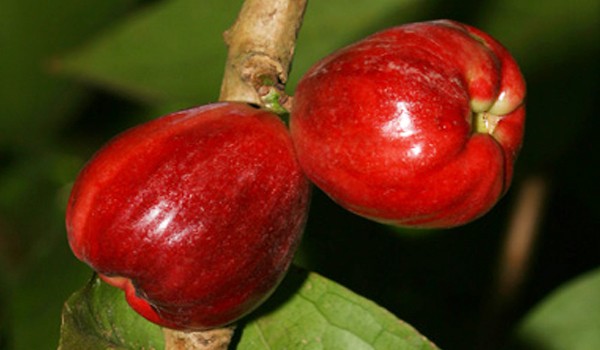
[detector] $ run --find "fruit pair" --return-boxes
[66,20,525,330]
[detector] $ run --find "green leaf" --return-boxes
[510,267,600,350]
[58,268,436,350]
[236,268,438,350]
[58,275,164,350]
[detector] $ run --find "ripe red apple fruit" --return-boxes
[66,102,310,330]
[290,20,526,228]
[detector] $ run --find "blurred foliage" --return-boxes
[0,0,598,349]
[510,267,600,350]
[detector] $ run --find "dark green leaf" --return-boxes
[56,0,242,107]
[479,0,599,65]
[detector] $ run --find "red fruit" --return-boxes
[290,20,526,228]
[66,102,310,330]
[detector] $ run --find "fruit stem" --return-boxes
[219,0,307,114]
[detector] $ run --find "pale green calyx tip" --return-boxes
[473,112,502,135]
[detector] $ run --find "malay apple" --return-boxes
[290,19,526,228]
[66,102,310,330]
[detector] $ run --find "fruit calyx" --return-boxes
[472,111,502,136]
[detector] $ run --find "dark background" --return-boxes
[1,0,598,348]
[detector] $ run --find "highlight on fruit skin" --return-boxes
[66,102,311,330]
[290,19,526,228]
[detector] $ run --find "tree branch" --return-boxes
[163,326,235,350]
[219,0,307,112]
[478,175,549,348]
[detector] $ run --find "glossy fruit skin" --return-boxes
[291,20,526,228]
[66,102,310,330]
